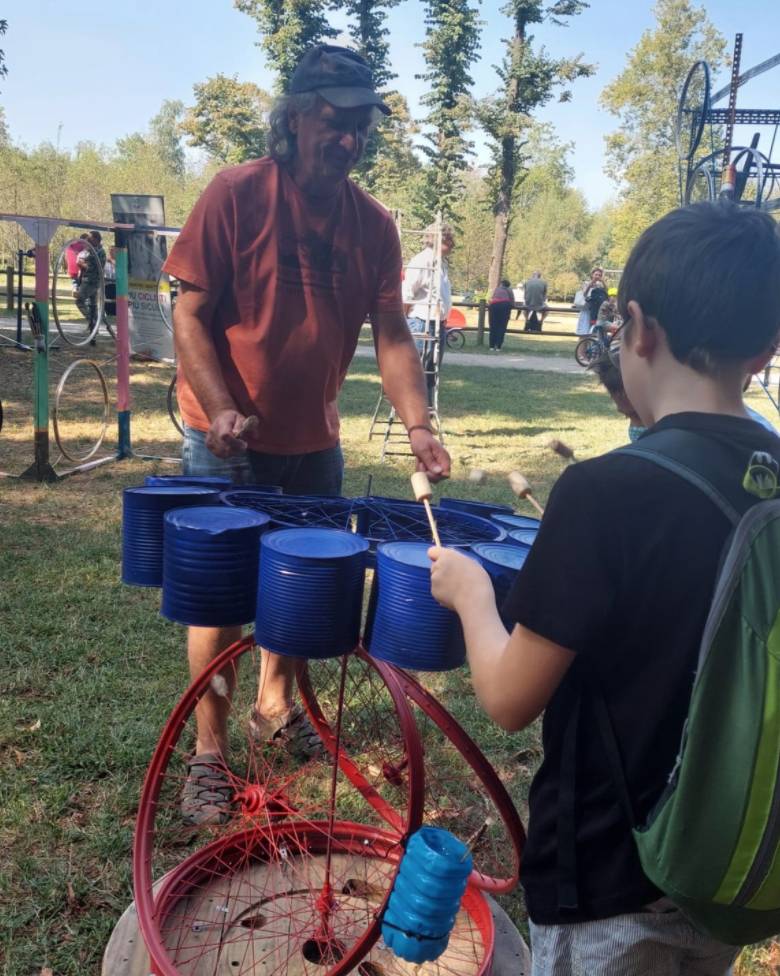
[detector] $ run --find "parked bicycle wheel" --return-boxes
[575,335,603,367]
[446,328,466,350]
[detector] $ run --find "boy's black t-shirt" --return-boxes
[503,411,780,925]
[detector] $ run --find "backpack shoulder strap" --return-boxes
[617,427,749,527]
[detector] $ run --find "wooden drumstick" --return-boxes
[237,415,260,438]
[548,438,576,464]
[411,472,442,547]
[508,470,545,517]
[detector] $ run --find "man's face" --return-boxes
[291,100,375,187]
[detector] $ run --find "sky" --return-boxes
[3,0,780,209]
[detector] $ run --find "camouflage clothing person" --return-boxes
[74,231,106,333]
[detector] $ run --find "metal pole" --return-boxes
[20,244,58,481]
[114,234,132,458]
[5,264,12,311]
[16,249,24,343]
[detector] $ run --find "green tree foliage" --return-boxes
[181,75,270,165]
[417,0,481,223]
[235,0,337,92]
[356,92,423,210]
[0,19,8,87]
[476,0,593,292]
[342,0,402,91]
[342,0,407,189]
[149,99,186,177]
[600,0,727,263]
[499,127,604,298]
[0,116,212,265]
[448,171,495,293]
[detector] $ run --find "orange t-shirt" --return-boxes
[164,157,403,454]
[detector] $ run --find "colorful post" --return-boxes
[21,240,58,481]
[115,235,132,458]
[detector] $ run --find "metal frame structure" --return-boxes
[676,35,780,212]
[0,212,179,481]
[675,36,780,415]
[368,213,446,460]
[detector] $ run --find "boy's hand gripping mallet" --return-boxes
[508,471,545,517]
[411,472,442,547]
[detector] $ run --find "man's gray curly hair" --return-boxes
[267,93,320,164]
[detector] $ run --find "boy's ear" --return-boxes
[627,300,659,360]
[745,340,778,377]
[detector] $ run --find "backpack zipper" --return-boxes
[734,750,780,906]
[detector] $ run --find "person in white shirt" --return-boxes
[402,223,454,406]
[513,281,525,320]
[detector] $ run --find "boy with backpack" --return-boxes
[429,202,780,974]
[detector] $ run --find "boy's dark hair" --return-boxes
[589,353,623,395]
[501,278,511,287]
[618,203,780,374]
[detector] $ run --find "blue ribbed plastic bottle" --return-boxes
[382,827,472,963]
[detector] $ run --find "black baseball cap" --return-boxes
[289,44,391,116]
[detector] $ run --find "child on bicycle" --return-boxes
[428,202,780,975]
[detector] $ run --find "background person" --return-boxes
[488,278,514,351]
[523,270,548,331]
[585,266,608,328]
[403,222,454,407]
[164,43,450,826]
[513,280,525,320]
[64,233,89,294]
[75,231,106,339]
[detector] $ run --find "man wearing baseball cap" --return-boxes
[164,44,450,825]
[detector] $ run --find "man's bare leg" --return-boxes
[189,626,297,756]
[189,624,242,756]
[255,649,297,718]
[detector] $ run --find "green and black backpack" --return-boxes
[591,427,780,946]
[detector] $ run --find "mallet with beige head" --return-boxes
[507,470,545,517]
[411,471,442,547]
[548,438,576,464]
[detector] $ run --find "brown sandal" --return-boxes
[180,752,233,826]
[248,704,325,759]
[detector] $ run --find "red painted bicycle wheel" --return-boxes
[144,822,494,976]
[386,658,526,894]
[134,638,424,976]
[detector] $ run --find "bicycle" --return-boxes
[574,323,614,367]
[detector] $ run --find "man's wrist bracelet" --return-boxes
[407,424,433,436]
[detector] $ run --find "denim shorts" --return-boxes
[182,425,344,496]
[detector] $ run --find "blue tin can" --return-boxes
[366,542,466,671]
[161,506,270,626]
[122,485,221,587]
[255,528,368,659]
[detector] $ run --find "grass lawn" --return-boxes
[0,339,778,974]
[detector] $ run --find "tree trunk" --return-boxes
[487,135,515,293]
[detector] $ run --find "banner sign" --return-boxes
[110,193,174,361]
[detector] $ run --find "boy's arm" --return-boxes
[429,547,575,731]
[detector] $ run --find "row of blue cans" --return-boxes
[121,479,541,669]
